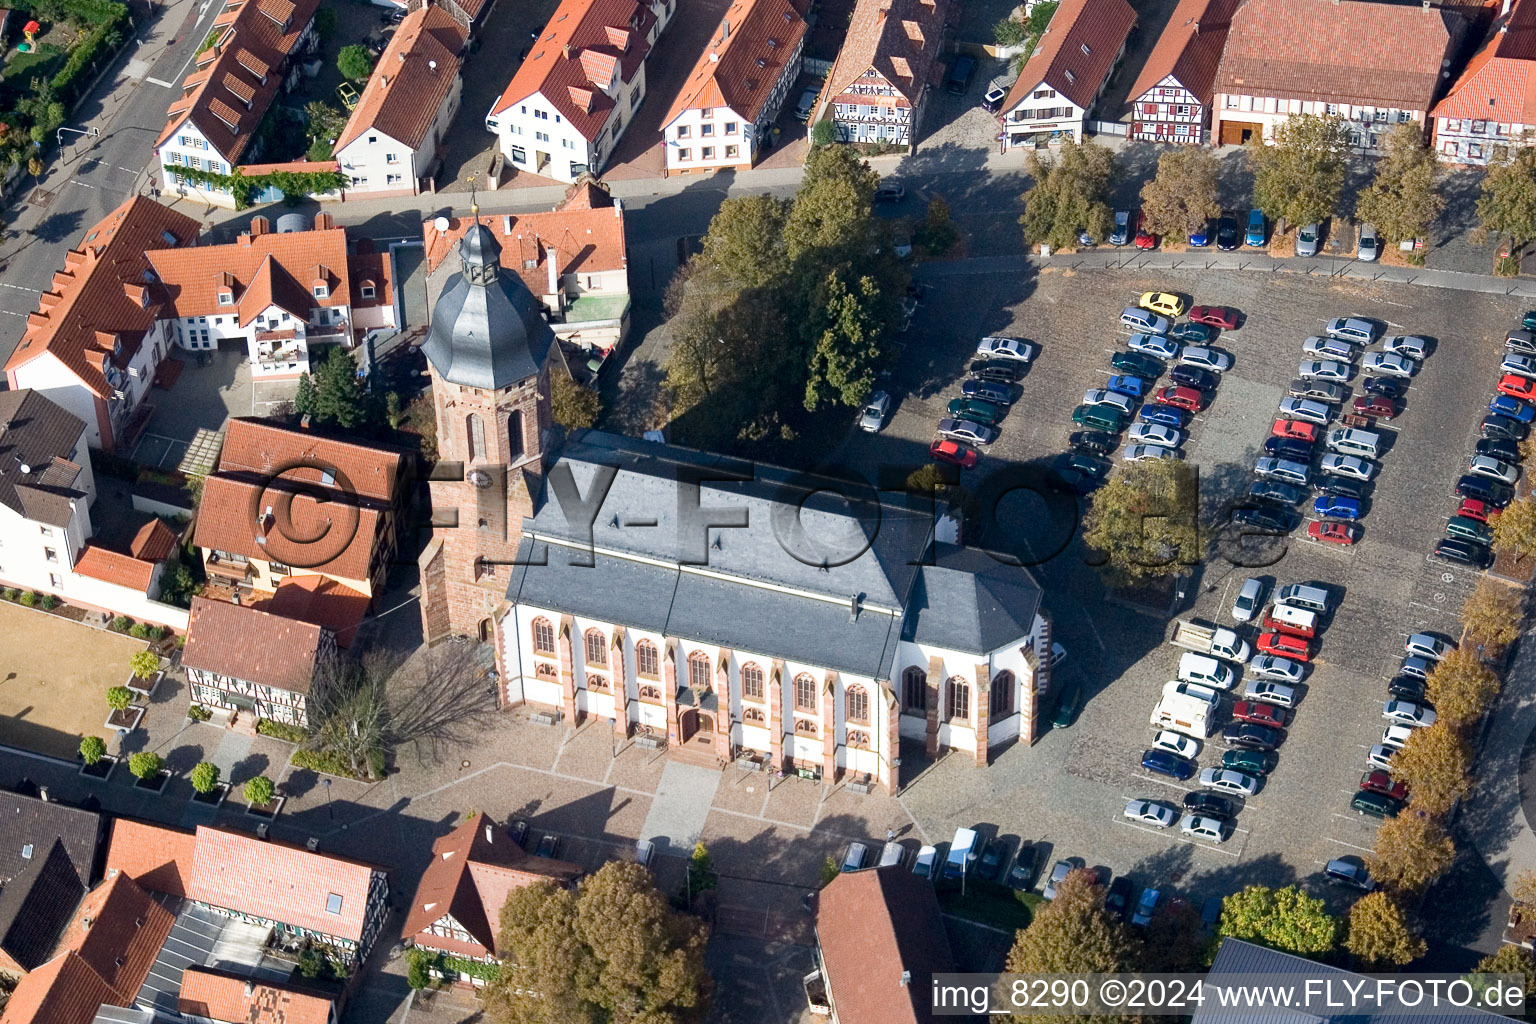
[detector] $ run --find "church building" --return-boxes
[415,205,1054,793]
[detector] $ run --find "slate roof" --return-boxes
[816,866,954,1024]
[0,789,99,891]
[177,967,334,1024]
[334,4,467,153]
[145,223,350,325]
[822,0,949,108]
[1214,0,1465,111]
[5,198,199,400]
[0,390,88,528]
[1433,0,1536,122]
[102,819,196,899]
[1127,0,1238,108]
[0,840,87,972]
[1003,0,1137,113]
[183,596,327,693]
[903,545,1043,656]
[663,0,809,127]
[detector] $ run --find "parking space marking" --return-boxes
[1325,835,1377,853]
[1116,819,1248,858]
[1133,773,1194,793]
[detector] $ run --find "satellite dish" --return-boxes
[433,216,450,232]
[429,60,437,71]
[17,464,30,475]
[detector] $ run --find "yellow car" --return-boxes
[1139,291,1187,318]
[336,82,360,110]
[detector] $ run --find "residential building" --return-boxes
[999,0,1136,151]
[1432,0,1536,165]
[1126,0,1237,144]
[5,198,200,453]
[191,416,409,605]
[416,220,1054,793]
[422,178,630,353]
[333,4,468,195]
[660,0,808,173]
[178,967,337,1024]
[0,790,103,977]
[485,0,676,183]
[105,822,390,965]
[154,0,322,206]
[401,811,582,977]
[815,0,950,149]
[1210,0,1466,151]
[182,596,333,727]
[813,865,955,1024]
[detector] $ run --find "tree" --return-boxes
[406,949,435,990]
[1390,723,1471,816]
[1020,139,1116,251]
[810,120,836,147]
[804,269,883,410]
[27,155,42,181]
[1513,869,1536,909]
[1355,122,1444,247]
[1493,497,1536,563]
[1082,460,1202,581]
[189,761,220,794]
[697,194,790,292]
[1369,813,1456,893]
[243,775,276,806]
[337,44,374,82]
[785,144,881,272]
[385,391,403,430]
[549,366,600,429]
[1462,576,1525,659]
[307,653,388,780]
[106,685,133,713]
[688,841,717,895]
[484,861,712,1024]
[1144,898,1216,972]
[128,751,163,780]
[994,15,1026,46]
[1424,648,1501,731]
[916,196,959,255]
[1473,944,1536,1005]
[1006,870,1142,996]
[1218,885,1339,957]
[79,735,106,765]
[1139,148,1222,243]
[1476,148,1536,251]
[129,649,159,680]
[1248,113,1351,227]
[295,347,374,430]
[305,100,347,144]
[1346,891,1426,969]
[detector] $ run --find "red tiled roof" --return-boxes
[193,474,384,582]
[823,0,949,107]
[104,819,197,898]
[187,826,381,943]
[183,596,327,693]
[335,5,466,153]
[1003,0,1137,112]
[71,546,157,592]
[5,197,200,398]
[663,0,808,126]
[131,518,180,562]
[0,952,116,1024]
[1434,0,1536,121]
[260,575,370,647]
[145,225,350,325]
[347,251,394,310]
[178,967,333,1024]
[1127,0,1237,108]
[55,872,174,1003]
[488,0,659,140]
[216,417,404,504]
[1214,0,1465,111]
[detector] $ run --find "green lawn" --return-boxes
[1,42,68,87]
[936,881,1040,932]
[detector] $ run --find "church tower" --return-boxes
[417,200,556,648]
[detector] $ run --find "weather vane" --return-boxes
[467,173,478,220]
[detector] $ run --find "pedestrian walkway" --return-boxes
[1459,628,1536,900]
[640,762,722,857]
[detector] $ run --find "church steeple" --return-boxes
[459,178,501,285]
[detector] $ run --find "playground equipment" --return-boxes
[17,20,41,54]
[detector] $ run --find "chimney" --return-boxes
[398,50,406,62]
[37,787,47,802]
[244,982,255,997]
[249,215,270,236]
[485,823,494,843]
[547,245,560,297]
[257,823,269,839]
[1191,18,1200,32]
[721,18,729,38]
[1504,0,1513,16]
[381,73,389,87]
[563,42,572,58]
[301,413,312,429]
[306,837,320,851]
[848,595,861,622]
[878,6,888,19]
[315,212,334,230]
[238,233,253,247]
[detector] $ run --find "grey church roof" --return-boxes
[421,222,554,390]
[904,546,1044,656]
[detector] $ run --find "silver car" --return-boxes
[1502,353,1536,378]
[1296,223,1320,258]
[1198,767,1259,797]
[1180,814,1228,843]
[1326,317,1379,344]
[1367,745,1395,770]
[1128,333,1180,359]
[1405,633,1454,660]
[1288,379,1346,403]
[1358,225,1380,262]
[1084,389,1136,415]
[1248,654,1306,682]
[1469,455,1519,484]
[1243,679,1297,707]
[859,391,891,432]
[1362,351,1416,378]
[1381,335,1429,360]
[1129,422,1184,447]
[1278,397,1333,424]
[1232,577,1265,623]
[1320,453,1376,481]
[1383,701,1436,729]
[1180,346,1233,372]
[1123,444,1181,462]
[1303,335,1356,360]
[1299,359,1352,382]
[1124,799,1179,828]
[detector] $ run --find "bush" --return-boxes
[40,594,58,610]
[189,761,220,793]
[257,719,311,743]
[291,748,356,778]
[994,16,1026,46]
[79,735,106,765]
[406,949,436,990]
[811,120,836,148]
[337,44,374,81]
[187,704,212,722]
[18,592,36,607]
[128,751,163,780]
[2,589,16,601]
[146,625,165,642]
[129,650,159,680]
[110,615,132,632]
[243,775,276,806]
[128,623,150,639]
[106,686,133,712]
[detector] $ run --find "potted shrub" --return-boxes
[189,761,225,804]
[104,685,142,732]
[186,704,212,723]
[243,775,282,817]
[127,650,162,698]
[128,751,167,792]
[78,735,113,780]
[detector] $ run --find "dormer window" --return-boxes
[218,290,233,306]
[360,281,376,299]
[313,282,328,298]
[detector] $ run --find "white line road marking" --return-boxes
[69,180,96,189]
[0,283,38,293]
[1325,836,1376,853]
[1134,772,1193,793]
[0,309,29,318]
[145,76,175,87]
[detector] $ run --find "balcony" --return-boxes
[205,553,254,581]
[307,319,350,340]
[255,334,308,377]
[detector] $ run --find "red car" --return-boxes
[1134,213,1159,250]
[1233,701,1286,728]
[1499,373,1536,400]
[1359,770,1408,801]
[1352,395,1398,419]
[1458,498,1501,523]
[1155,385,1205,412]
[930,439,978,468]
[1188,305,1239,330]
[1307,520,1359,546]
[1257,631,1312,662]
[1272,418,1318,442]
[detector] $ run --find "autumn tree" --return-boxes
[1346,891,1426,969]
[1391,723,1472,816]
[1218,885,1339,958]
[1461,577,1526,660]
[549,365,600,429]
[1006,870,1142,1024]
[1082,460,1202,581]
[1369,813,1456,893]
[1248,113,1351,227]
[1144,898,1215,972]
[1139,147,1222,243]
[1493,497,1536,563]
[1355,122,1444,247]
[484,861,711,1024]
[1020,139,1116,251]
[1476,148,1536,252]
[1513,869,1536,909]
[1425,648,1501,731]
[1473,944,1536,1004]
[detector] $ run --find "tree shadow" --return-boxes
[230,752,271,784]
[28,209,85,246]
[380,641,501,767]
[163,743,205,774]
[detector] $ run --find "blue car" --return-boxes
[1139,405,1188,428]
[1142,749,1197,780]
[1107,374,1148,398]
[1490,393,1536,423]
[1314,494,1362,520]
[1189,222,1211,247]
[1250,479,1307,505]
[1244,209,1267,247]
[1264,437,1313,462]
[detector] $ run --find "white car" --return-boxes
[1128,422,1184,448]
[1243,679,1297,708]
[1362,351,1417,378]
[1123,444,1181,462]
[1358,225,1380,262]
[912,844,938,877]
[1247,654,1306,683]
[1180,346,1232,372]
[1320,453,1376,481]
[1405,633,1454,661]
[1384,700,1436,728]
[1278,397,1333,425]
[1152,730,1200,759]
[1469,455,1520,484]
[1381,335,1430,360]
[1125,799,1179,828]
[1303,335,1356,360]
[977,336,1035,362]
[1199,767,1260,797]
[1298,359,1352,382]
[1180,814,1228,843]
[1232,577,1266,623]
[1502,353,1536,378]
[1380,724,1415,750]
[1084,389,1136,415]
[1129,333,1180,360]
[1367,745,1396,770]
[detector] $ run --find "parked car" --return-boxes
[1134,214,1159,250]
[1278,397,1333,425]
[929,439,978,468]
[1051,682,1081,728]
[1156,386,1205,412]
[1307,520,1360,546]
[1296,223,1320,257]
[1139,405,1189,429]
[1327,317,1379,344]
[1233,505,1295,531]
[1232,577,1266,622]
[1382,335,1430,360]
[1399,655,1433,681]
[1265,437,1314,462]
[981,85,1008,112]
[1248,654,1305,682]
[1129,422,1184,448]
[1170,322,1215,343]
[1106,876,1134,919]
[946,54,976,94]
[1352,395,1397,419]
[1124,798,1179,828]
[1180,346,1232,373]
[961,378,1018,404]
[1216,216,1240,251]
[1257,631,1312,661]
[1073,405,1127,432]
[1357,225,1380,262]
[1360,769,1408,801]
[1299,359,1352,383]
[1110,209,1132,246]
[1383,700,1437,728]
[873,182,906,203]
[1388,676,1427,702]
[1189,305,1240,329]
[1317,475,1369,500]
[1363,376,1409,399]
[1142,749,1197,780]
[937,418,997,446]
[1367,745,1397,771]
[1223,748,1275,776]
[536,833,561,858]
[1352,790,1402,818]
[1153,730,1201,759]
[1128,333,1180,360]
[1459,497,1501,523]
[1244,679,1297,708]
[509,819,529,847]
[1184,791,1236,819]
[841,842,869,871]
[946,397,1005,427]
[859,391,891,432]
[1456,474,1515,507]
[1314,494,1362,520]
[1123,442,1181,462]
[1140,291,1188,318]
[1170,364,1218,391]
[1434,537,1493,568]
[1223,722,1283,751]
[1320,453,1376,481]
[1482,413,1530,441]
[1233,701,1285,728]
[1289,379,1347,403]
[1303,335,1356,360]
[1107,374,1149,399]
[1500,373,1536,401]
[1199,767,1260,796]
[1042,860,1076,899]
[969,360,1025,384]
[1112,350,1165,377]
[1006,844,1040,890]
[1362,351,1417,378]
[913,845,939,878]
[1244,209,1267,247]
[977,336,1035,362]
[1477,437,1521,463]
[1069,430,1118,455]
[1447,514,1496,543]
[1325,857,1376,891]
[793,86,820,121]
[977,839,1007,879]
[1470,454,1521,484]
[1132,885,1165,923]
[1273,418,1319,442]
[335,81,360,110]
[1380,723,1415,750]
[1509,329,1536,355]
[1084,388,1137,415]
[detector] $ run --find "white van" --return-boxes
[1121,306,1171,335]
[1276,583,1330,613]
[1267,602,1318,636]
[1326,427,1382,459]
[1178,652,1236,691]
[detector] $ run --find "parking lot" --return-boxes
[837,264,1523,912]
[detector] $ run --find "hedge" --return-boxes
[439,955,500,983]
[255,719,310,743]
[51,9,128,105]
[290,746,384,781]
[164,163,348,210]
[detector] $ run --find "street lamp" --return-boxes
[321,777,332,821]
